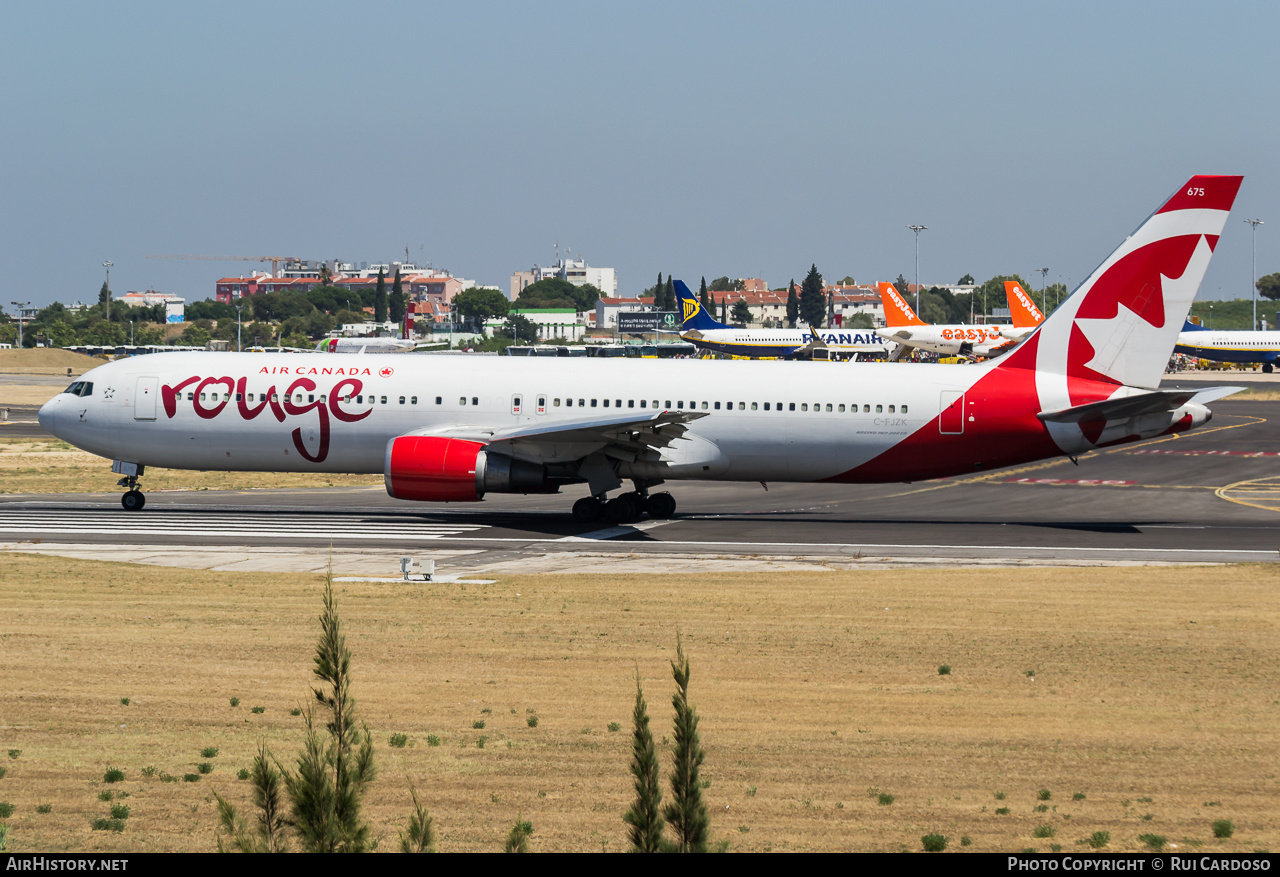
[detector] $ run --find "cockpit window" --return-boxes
[63,381,91,397]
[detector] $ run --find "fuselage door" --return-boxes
[939,390,964,434]
[135,376,159,421]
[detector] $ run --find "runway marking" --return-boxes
[1131,448,1280,457]
[556,519,677,542]
[0,509,487,541]
[1215,477,1280,514]
[1007,478,1136,486]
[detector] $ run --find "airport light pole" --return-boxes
[907,225,927,311]
[235,305,243,352]
[129,320,134,346]
[1245,218,1264,330]
[102,260,113,322]
[10,301,30,348]
[1037,267,1049,312]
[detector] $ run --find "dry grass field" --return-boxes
[0,554,1275,853]
[0,438,381,494]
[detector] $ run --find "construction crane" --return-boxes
[147,255,306,278]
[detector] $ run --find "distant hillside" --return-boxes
[0,348,107,375]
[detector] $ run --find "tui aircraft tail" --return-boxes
[878,282,927,327]
[674,279,731,331]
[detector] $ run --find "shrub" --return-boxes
[1212,819,1234,839]
[1033,824,1056,838]
[0,767,5,779]
[120,698,130,706]
[290,708,301,716]
[0,803,14,818]
[878,793,895,806]
[183,774,201,783]
[140,765,157,778]
[159,773,177,783]
[921,833,948,852]
[476,736,488,749]
[1139,833,1167,850]
[388,733,408,748]
[229,697,239,708]
[996,807,1010,815]
[91,818,125,832]
[36,804,51,814]
[608,722,621,732]
[1035,804,1049,812]
[1073,792,1087,801]
[103,767,124,783]
[197,763,214,775]
[237,769,250,780]
[1038,789,1052,801]
[995,791,1006,800]
[961,836,972,846]
[110,804,130,820]
[7,751,20,760]
[200,747,219,759]
[251,706,264,714]
[526,716,538,728]
[472,720,485,730]
[938,664,952,675]
[1089,831,1111,849]
[427,735,441,747]
[97,791,113,802]
[504,818,533,853]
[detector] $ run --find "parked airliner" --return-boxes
[879,282,1037,358]
[39,175,1243,524]
[1175,320,1280,373]
[675,283,891,359]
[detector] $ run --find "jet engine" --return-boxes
[384,435,552,502]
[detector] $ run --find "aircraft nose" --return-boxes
[37,396,61,436]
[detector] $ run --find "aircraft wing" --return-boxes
[402,409,710,463]
[1037,386,1243,423]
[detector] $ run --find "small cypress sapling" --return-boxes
[504,817,533,853]
[399,783,435,853]
[214,743,288,853]
[622,671,664,852]
[663,636,709,853]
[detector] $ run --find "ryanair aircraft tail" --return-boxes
[674,280,731,331]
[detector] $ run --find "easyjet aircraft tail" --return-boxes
[674,279,731,331]
[878,282,927,327]
[1005,280,1045,328]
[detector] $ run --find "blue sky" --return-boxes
[3,1,1277,309]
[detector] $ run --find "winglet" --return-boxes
[878,282,926,327]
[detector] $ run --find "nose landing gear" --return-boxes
[112,461,147,511]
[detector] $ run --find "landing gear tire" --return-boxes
[645,492,677,519]
[1264,363,1273,374]
[121,490,146,511]
[572,496,604,523]
[605,493,644,524]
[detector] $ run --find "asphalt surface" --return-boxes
[2,399,1278,566]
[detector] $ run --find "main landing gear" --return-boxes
[572,486,677,524]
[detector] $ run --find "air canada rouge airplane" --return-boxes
[878,281,1038,359]
[40,175,1243,523]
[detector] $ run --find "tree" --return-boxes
[399,783,435,853]
[216,744,288,852]
[699,277,710,310]
[389,269,406,325]
[799,264,825,328]
[730,299,753,326]
[663,277,675,312]
[284,574,377,852]
[957,273,975,286]
[99,282,110,307]
[707,277,740,293]
[1258,273,1280,301]
[838,275,856,286]
[374,269,388,324]
[786,280,798,328]
[622,673,664,853]
[503,818,533,853]
[452,288,510,328]
[515,277,600,312]
[893,274,910,298]
[504,313,539,343]
[663,637,709,853]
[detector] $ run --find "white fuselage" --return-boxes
[679,328,891,358]
[884,324,1034,358]
[38,351,1208,491]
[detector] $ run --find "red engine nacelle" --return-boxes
[384,435,553,502]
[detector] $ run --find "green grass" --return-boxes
[1088,830,1110,849]
[1139,833,1167,850]
[1033,824,1055,838]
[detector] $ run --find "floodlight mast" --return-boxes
[907,225,927,311]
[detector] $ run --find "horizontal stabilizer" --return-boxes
[1037,386,1243,423]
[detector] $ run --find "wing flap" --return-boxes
[1037,386,1242,423]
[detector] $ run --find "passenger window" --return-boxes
[271,394,278,403]
[357,395,363,404]
[738,402,745,410]
[640,400,646,408]
[863,404,870,413]
[628,400,635,408]
[700,401,708,410]
[344,395,352,403]
[307,395,315,403]
[472,397,478,406]
[604,399,610,407]
[435,396,442,405]
[591,399,598,407]
[801,403,808,411]
[399,396,405,404]
[825,404,832,412]
[411,396,418,405]
[876,404,883,413]
[838,404,845,412]
[764,403,770,411]
[751,402,758,410]
[888,405,895,413]
[665,400,672,409]
[902,405,908,413]
[554,398,561,407]
[615,399,622,408]
[320,395,326,403]
[236,393,243,401]
[652,400,659,409]
[381,396,387,404]
[578,399,584,407]
[714,402,721,410]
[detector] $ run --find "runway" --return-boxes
[3,400,1278,569]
